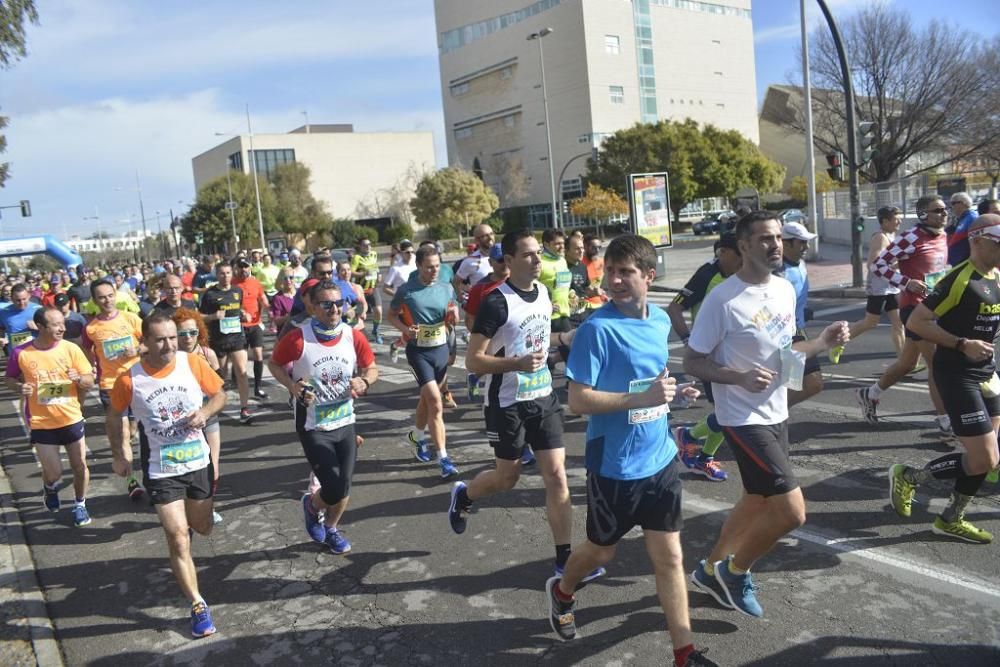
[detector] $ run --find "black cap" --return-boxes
[234,258,252,268]
[714,232,739,252]
[54,293,70,307]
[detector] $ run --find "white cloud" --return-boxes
[754,0,893,44]
[754,23,801,44]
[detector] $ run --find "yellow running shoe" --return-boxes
[888,464,915,518]
[931,517,993,544]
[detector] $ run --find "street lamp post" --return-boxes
[528,28,558,229]
[246,104,267,251]
[225,164,240,254]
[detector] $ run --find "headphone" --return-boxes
[917,210,928,221]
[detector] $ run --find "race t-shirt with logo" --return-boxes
[253,263,281,297]
[688,275,797,427]
[922,260,1000,371]
[199,285,246,347]
[82,311,143,391]
[233,275,266,328]
[0,303,42,349]
[391,277,456,349]
[871,224,948,309]
[109,351,224,479]
[351,251,380,294]
[472,282,554,409]
[539,249,572,321]
[565,302,676,481]
[6,339,93,430]
[270,321,375,432]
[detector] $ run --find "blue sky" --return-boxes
[0,0,992,241]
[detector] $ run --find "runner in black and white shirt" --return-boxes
[449,229,604,582]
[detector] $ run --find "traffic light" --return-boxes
[19,200,31,217]
[591,146,600,168]
[858,121,878,165]
[826,152,844,181]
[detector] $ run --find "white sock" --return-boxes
[74,499,86,507]
[868,384,883,400]
[437,447,448,460]
[412,428,425,442]
[936,414,951,429]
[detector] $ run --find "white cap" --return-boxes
[289,248,301,257]
[781,221,816,241]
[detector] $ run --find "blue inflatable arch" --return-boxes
[0,235,84,269]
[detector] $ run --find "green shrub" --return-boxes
[383,222,414,245]
[354,225,379,245]
[427,221,456,242]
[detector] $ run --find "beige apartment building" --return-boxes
[434,0,758,226]
[191,124,435,221]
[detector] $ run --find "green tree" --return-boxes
[410,167,499,239]
[788,171,837,204]
[269,162,333,236]
[587,120,784,219]
[181,170,279,250]
[0,0,39,188]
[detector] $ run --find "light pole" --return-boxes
[83,208,102,255]
[528,27,558,228]
[115,172,149,262]
[246,104,267,251]
[800,0,820,260]
[225,163,240,253]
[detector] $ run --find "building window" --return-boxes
[451,82,470,96]
[609,86,625,104]
[440,0,564,53]
[249,148,296,180]
[455,127,473,139]
[714,71,723,76]
[228,152,243,171]
[605,35,620,55]
[500,66,513,80]
[561,177,584,199]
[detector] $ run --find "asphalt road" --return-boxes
[2,294,999,666]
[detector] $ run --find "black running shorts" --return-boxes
[145,463,214,506]
[585,461,683,547]
[866,294,899,315]
[484,393,564,461]
[406,343,449,386]
[934,365,1000,437]
[722,422,798,497]
[243,325,265,349]
[900,305,923,342]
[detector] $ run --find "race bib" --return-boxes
[416,322,447,347]
[366,269,378,283]
[314,400,354,430]
[9,330,32,347]
[516,368,552,401]
[101,335,134,361]
[160,440,206,474]
[627,377,670,425]
[219,315,242,334]
[780,344,805,391]
[924,270,947,290]
[556,270,572,289]
[37,381,72,406]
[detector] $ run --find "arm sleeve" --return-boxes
[353,333,375,368]
[565,321,605,387]
[471,290,508,338]
[108,373,134,413]
[190,354,225,395]
[671,262,716,310]
[270,327,305,366]
[872,230,917,287]
[687,289,727,355]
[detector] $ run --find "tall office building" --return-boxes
[434,0,757,226]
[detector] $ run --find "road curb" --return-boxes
[0,453,66,667]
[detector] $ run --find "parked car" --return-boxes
[692,211,736,236]
[778,209,807,225]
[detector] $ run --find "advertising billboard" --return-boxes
[627,172,672,248]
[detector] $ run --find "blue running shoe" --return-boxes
[407,431,433,463]
[302,494,326,543]
[326,528,352,555]
[714,556,763,618]
[520,446,536,467]
[43,484,60,513]
[448,482,470,534]
[440,457,459,479]
[190,600,217,638]
[72,504,91,527]
[689,560,733,610]
[553,562,607,584]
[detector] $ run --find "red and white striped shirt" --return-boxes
[872,224,947,309]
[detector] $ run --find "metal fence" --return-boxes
[820,171,997,220]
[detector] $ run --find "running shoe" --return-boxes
[43,484,60,513]
[127,476,145,501]
[442,391,458,409]
[439,456,459,479]
[689,560,734,610]
[448,481,469,534]
[987,468,999,484]
[675,427,701,465]
[253,388,268,400]
[389,341,400,364]
[520,446,536,467]
[467,373,479,401]
[714,556,763,618]
[374,334,385,345]
[239,408,254,425]
[888,464,915,518]
[545,576,577,641]
[553,562,606,584]
[676,649,719,667]
[190,601,217,638]
[302,494,327,543]
[689,456,727,482]
[212,511,223,525]
[326,528,352,554]
[931,516,993,544]
[407,431,433,463]
[72,504,92,527]
[856,387,879,424]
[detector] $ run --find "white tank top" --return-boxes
[867,231,901,296]
[291,322,357,431]
[484,282,553,408]
[129,351,211,479]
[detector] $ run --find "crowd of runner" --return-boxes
[2,199,999,664]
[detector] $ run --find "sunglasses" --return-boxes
[177,329,199,338]
[314,270,333,277]
[318,299,346,310]
[927,207,949,214]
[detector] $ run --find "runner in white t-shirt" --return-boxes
[683,212,849,620]
[382,241,417,363]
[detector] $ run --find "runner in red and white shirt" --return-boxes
[857,195,952,435]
